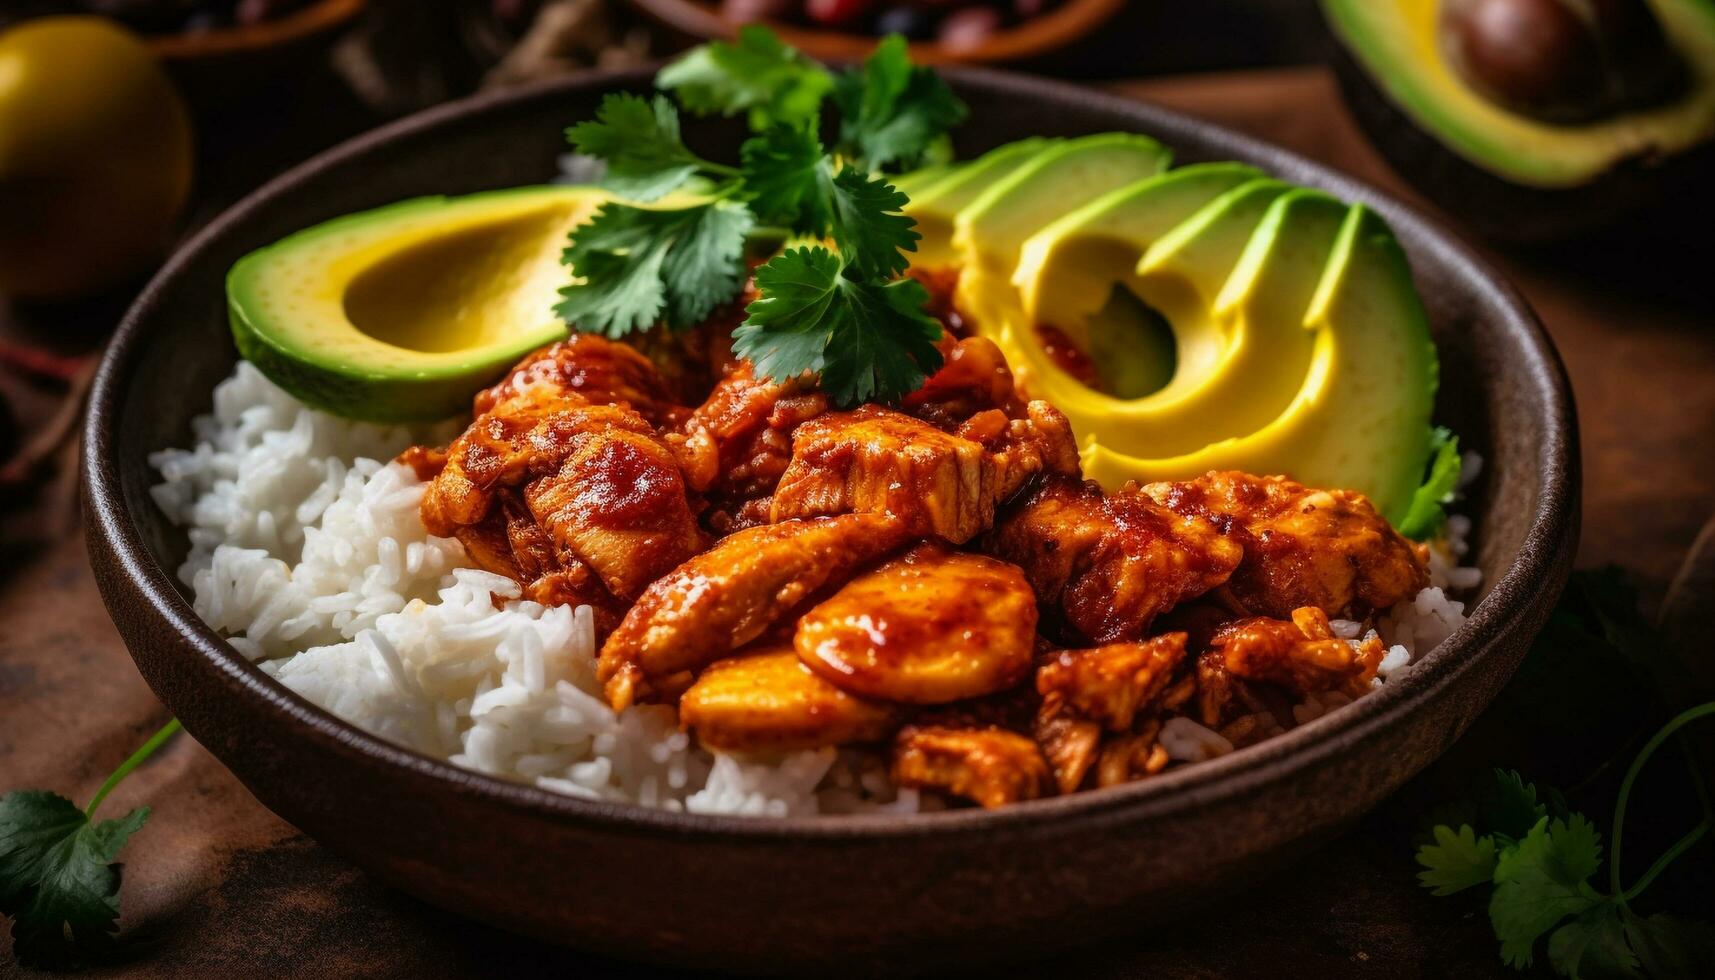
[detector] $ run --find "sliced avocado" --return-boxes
[1323,0,1715,238]
[1082,204,1437,522]
[890,163,958,197]
[905,137,1056,266]
[228,185,608,423]
[1014,162,1262,332]
[953,133,1172,278]
[1001,181,1350,461]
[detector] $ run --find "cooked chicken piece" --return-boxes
[474,334,686,428]
[891,725,1053,808]
[421,401,657,537]
[987,477,1244,644]
[678,646,900,753]
[1034,712,1101,795]
[421,393,704,620]
[666,363,828,532]
[1035,633,1190,732]
[1141,471,1428,620]
[599,513,913,710]
[1197,606,1386,725]
[522,424,705,600]
[902,335,1022,431]
[771,402,1078,544]
[1095,719,1170,788]
[794,542,1037,704]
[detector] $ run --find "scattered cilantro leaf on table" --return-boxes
[1,718,179,969]
[557,28,964,407]
[1414,708,1714,977]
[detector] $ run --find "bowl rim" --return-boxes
[82,64,1579,842]
[624,0,1128,65]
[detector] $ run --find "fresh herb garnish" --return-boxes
[1399,426,1462,540]
[1,719,180,969]
[556,28,965,406]
[1413,571,1715,980]
[657,25,834,132]
[831,35,967,173]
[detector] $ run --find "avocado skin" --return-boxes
[1326,19,1715,243]
[229,295,512,424]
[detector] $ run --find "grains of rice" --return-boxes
[151,363,1479,813]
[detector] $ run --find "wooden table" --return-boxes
[3,67,1712,978]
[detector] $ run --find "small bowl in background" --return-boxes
[143,0,366,108]
[625,0,1125,64]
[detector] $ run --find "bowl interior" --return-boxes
[90,66,1575,835]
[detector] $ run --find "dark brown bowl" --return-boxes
[82,66,1579,972]
[143,0,366,110]
[626,0,1125,65]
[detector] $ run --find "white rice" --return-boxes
[150,363,1478,811]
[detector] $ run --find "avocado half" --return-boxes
[227,185,609,423]
[1323,0,1715,241]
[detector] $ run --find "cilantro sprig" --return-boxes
[555,28,965,406]
[2,718,180,968]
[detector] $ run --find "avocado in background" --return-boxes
[228,186,610,423]
[1322,0,1715,241]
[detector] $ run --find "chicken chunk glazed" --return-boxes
[405,308,1438,810]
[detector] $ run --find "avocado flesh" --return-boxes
[1080,205,1437,523]
[1014,163,1263,338]
[905,138,1057,267]
[1003,180,1349,460]
[228,185,608,423]
[954,133,1173,279]
[1322,0,1715,187]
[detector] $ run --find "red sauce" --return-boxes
[1034,324,1103,391]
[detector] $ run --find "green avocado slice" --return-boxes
[1082,204,1438,523]
[227,185,609,423]
[954,133,1172,278]
[1322,0,1715,187]
[905,137,1057,266]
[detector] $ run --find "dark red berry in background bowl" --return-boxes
[938,4,1003,49]
[807,0,876,27]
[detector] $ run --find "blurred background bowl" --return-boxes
[143,0,367,108]
[626,0,1124,64]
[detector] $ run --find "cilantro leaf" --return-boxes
[1549,905,1641,980]
[1399,426,1462,540]
[740,124,831,232]
[736,246,943,406]
[1624,912,1715,979]
[657,25,833,131]
[556,201,753,336]
[0,791,148,969]
[832,34,969,171]
[1486,769,1552,843]
[1416,824,1499,896]
[1491,814,1606,969]
[826,166,919,280]
[566,94,703,202]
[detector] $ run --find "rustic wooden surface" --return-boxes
[2,67,1712,978]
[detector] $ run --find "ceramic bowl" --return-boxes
[83,66,1579,972]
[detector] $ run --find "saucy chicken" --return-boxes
[408,301,1433,810]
